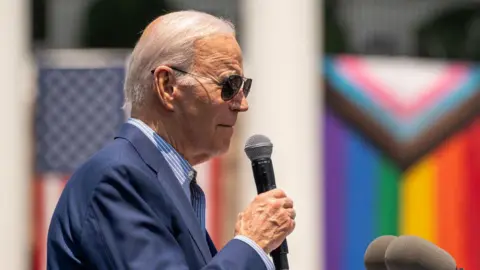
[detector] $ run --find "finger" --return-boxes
[270,188,286,198]
[282,197,293,209]
[269,197,283,210]
[286,208,296,220]
[257,188,282,199]
[288,219,296,235]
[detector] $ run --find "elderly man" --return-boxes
[47,10,296,270]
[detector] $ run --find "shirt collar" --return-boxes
[126,118,196,198]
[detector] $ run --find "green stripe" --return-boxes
[378,157,400,236]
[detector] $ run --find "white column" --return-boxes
[46,0,96,47]
[0,0,33,269]
[239,1,323,269]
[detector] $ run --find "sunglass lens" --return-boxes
[243,79,252,97]
[230,75,243,89]
[221,84,235,100]
[222,76,242,100]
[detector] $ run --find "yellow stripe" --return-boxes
[399,154,437,242]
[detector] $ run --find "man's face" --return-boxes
[174,34,249,160]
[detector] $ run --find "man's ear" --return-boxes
[152,66,176,111]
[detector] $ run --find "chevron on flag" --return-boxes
[324,54,480,169]
[32,58,224,270]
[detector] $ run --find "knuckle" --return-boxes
[255,194,264,201]
[268,197,276,205]
[272,199,282,209]
[283,198,293,207]
[269,188,285,198]
[276,189,286,197]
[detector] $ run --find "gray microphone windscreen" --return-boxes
[364,235,397,270]
[385,235,456,270]
[244,134,273,160]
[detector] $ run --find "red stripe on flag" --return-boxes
[33,174,69,270]
[209,157,223,248]
[33,176,45,270]
[465,118,480,270]
[61,175,69,189]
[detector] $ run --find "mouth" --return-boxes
[218,124,234,128]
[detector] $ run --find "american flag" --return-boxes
[32,63,223,270]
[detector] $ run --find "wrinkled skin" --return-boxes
[146,31,296,253]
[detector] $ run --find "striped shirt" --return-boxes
[127,118,274,270]
[127,118,205,231]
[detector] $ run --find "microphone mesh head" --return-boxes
[244,134,273,160]
[385,235,456,270]
[364,235,397,270]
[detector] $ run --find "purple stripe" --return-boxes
[324,109,346,270]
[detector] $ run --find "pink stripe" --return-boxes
[338,55,403,115]
[337,55,469,119]
[411,65,468,115]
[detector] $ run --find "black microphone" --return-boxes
[244,134,289,270]
[364,235,397,270]
[385,235,457,270]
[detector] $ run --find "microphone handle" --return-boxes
[271,240,289,270]
[251,158,289,270]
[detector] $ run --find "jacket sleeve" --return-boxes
[79,165,267,270]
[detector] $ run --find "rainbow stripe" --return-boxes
[324,109,480,270]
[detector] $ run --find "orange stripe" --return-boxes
[209,158,223,248]
[435,131,467,266]
[465,118,480,270]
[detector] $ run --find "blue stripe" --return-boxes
[345,130,377,270]
[411,69,479,135]
[324,58,400,138]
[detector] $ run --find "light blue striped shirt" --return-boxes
[127,118,274,270]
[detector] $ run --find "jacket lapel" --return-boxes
[206,231,218,256]
[115,123,212,263]
[157,161,213,262]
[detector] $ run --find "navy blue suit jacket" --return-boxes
[47,123,266,270]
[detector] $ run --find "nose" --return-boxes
[229,88,249,112]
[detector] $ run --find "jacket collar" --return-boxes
[115,123,164,172]
[114,123,212,263]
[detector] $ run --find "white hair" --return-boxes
[123,10,235,113]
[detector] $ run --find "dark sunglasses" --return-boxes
[151,67,252,101]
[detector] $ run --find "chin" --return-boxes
[212,137,232,156]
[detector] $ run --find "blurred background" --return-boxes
[1,0,480,269]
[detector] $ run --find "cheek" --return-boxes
[190,107,218,136]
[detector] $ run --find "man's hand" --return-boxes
[234,189,296,253]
